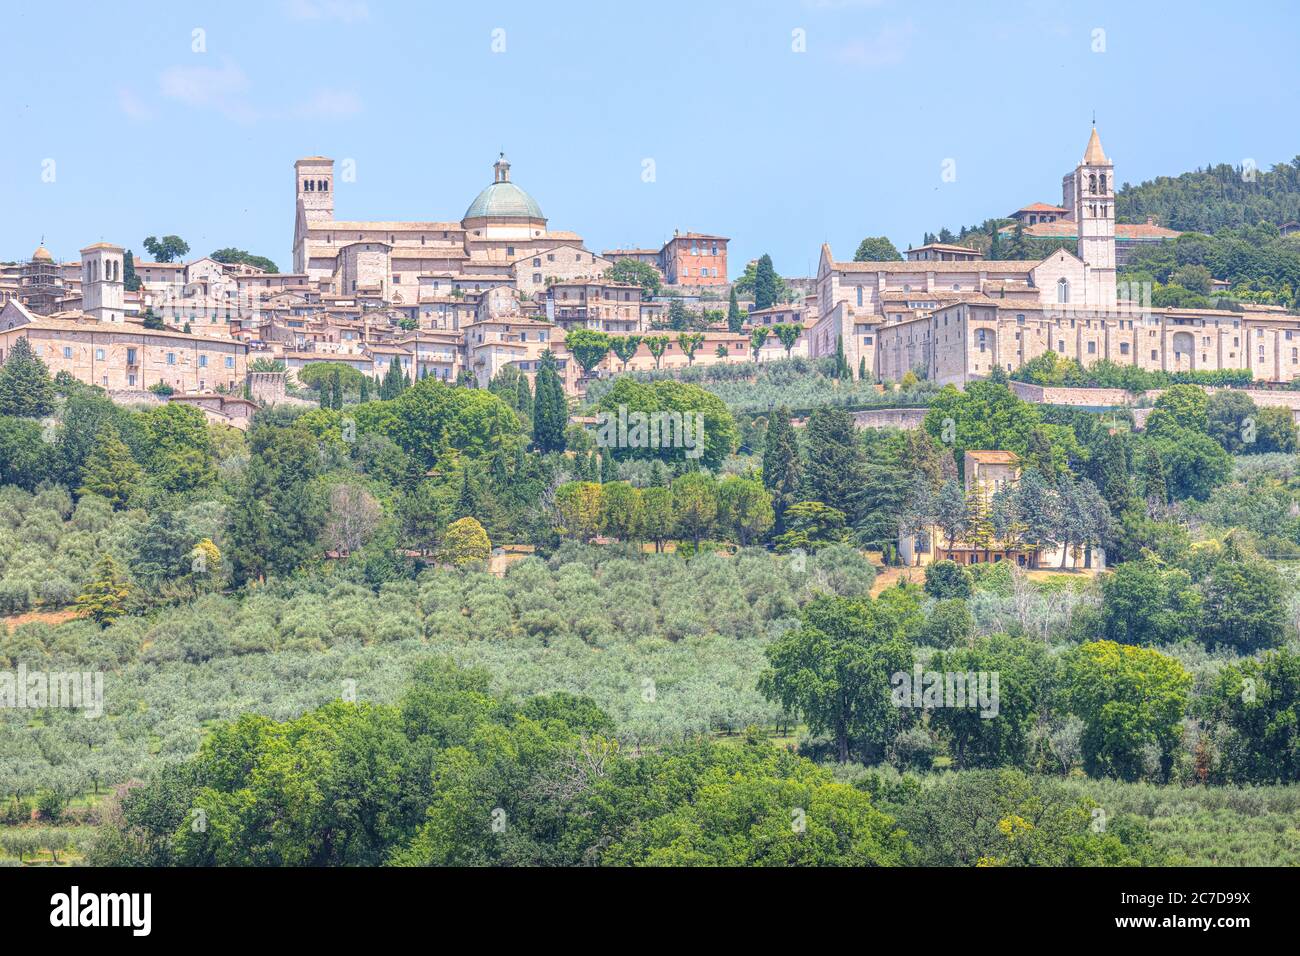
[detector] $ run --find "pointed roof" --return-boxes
[1083,126,1109,165]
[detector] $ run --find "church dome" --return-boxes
[463,154,544,221]
[32,244,53,262]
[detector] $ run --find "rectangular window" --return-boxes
[167,352,176,364]
[199,355,207,367]
[95,348,105,360]
[225,356,234,369]
[1087,341,1096,354]
[62,346,72,359]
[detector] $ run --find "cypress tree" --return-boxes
[456,467,477,520]
[532,350,566,453]
[762,406,801,534]
[754,254,777,311]
[1142,446,1168,506]
[727,286,744,333]
[516,372,533,418]
[834,335,849,379]
[359,376,370,403]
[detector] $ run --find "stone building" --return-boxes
[898,450,1105,570]
[0,299,247,393]
[813,126,1300,387]
[292,153,589,302]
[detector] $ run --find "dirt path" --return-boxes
[3,608,83,633]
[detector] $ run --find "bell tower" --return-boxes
[1072,124,1116,307]
[293,157,334,274]
[80,242,125,324]
[295,157,335,224]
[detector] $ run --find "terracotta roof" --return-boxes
[834,259,1037,273]
[4,312,245,345]
[1015,202,1067,214]
[909,242,984,254]
[968,450,1020,464]
[311,221,464,231]
[1116,222,1184,239]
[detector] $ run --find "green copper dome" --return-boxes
[463,154,545,221]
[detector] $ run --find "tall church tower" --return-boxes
[293,157,335,274]
[1067,125,1117,307]
[80,242,125,324]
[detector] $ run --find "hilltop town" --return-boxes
[7,125,1300,430]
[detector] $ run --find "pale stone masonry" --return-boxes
[0,300,248,392]
[815,126,1300,386]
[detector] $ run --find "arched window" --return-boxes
[1099,174,1107,193]
[1057,278,1070,304]
[319,179,329,192]
[1088,173,1097,194]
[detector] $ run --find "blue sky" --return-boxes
[3,0,1298,277]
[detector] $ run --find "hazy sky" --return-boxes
[3,0,1298,277]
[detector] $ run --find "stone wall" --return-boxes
[851,407,928,430]
[248,371,287,405]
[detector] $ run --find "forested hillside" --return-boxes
[1116,158,1300,233]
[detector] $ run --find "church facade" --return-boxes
[810,128,1300,386]
[291,154,590,314]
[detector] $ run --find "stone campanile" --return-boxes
[80,242,125,324]
[1069,125,1117,307]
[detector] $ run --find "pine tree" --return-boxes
[531,350,567,453]
[76,555,132,626]
[77,424,141,509]
[762,406,802,534]
[0,337,55,417]
[801,406,865,518]
[227,458,272,586]
[727,285,744,333]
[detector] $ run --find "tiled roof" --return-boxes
[835,259,1036,273]
[968,450,1020,464]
